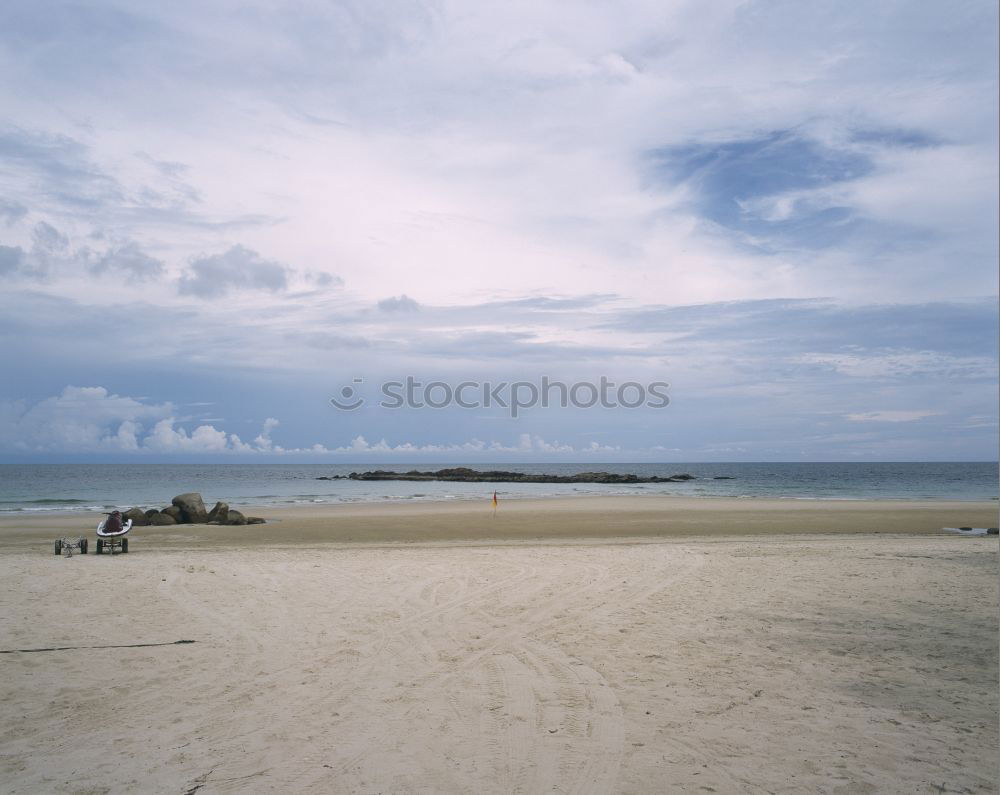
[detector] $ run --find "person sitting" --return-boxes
[104,510,123,534]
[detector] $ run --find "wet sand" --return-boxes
[0,495,996,550]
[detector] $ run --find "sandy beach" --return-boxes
[1,497,997,793]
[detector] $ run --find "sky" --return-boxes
[0,0,997,462]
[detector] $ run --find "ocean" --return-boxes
[0,462,996,514]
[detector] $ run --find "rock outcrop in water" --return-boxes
[207,501,229,524]
[122,493,265,526]
[317,467,702,484]
[172,493,209,524]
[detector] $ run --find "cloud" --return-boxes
[0,245,25,275]
[0,386,172,453]
[0,220,76,280]
[377,294,420,312]
[143,418,232,452]
[0,199,27,225]
[288,330,370,350]
[0,125,122,209]
[1,221,167,283]
[0,2,995,461]
[175,245,342,299]
[0,378,994,461]
[0,125,278,239]
[604,298,999,358]
[307,271,342,288]
[251,417,280,452]
[32,220,68,251]
[177,245,291,298]
[795,351,995,380]
[845,410,940,423]
[333,432,618,455]
[90,241,165,282]
[333,435,486,455]
[0,386,320,456]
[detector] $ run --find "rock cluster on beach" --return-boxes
[120,493,265,527]
[317,467,706,484]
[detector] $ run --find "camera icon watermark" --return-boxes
[330,376,669,418]
[329,377,365,410]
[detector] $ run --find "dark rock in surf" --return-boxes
[172,493,209,524]
[123,507,148,526]
[331,468,702,484]
[207,501,229,524]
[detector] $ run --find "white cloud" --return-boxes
[0,4,995,462]
[333,432,617,456]
[334,435,486,455]
[1,2,994,307]
[0,386,172,453]
[0,387,310,455]
[144,418,231,452]
[0,388,623,457]
[845,410,940,423]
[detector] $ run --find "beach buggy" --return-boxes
[95,510,133,554]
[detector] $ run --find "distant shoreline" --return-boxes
[1,462,996,514]
[1,489,998,518]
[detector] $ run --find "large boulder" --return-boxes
[144,508,160,519]
[148,512,177,526]
[161,505,182,521]
[123,507,148,526]
[207,501,229,524]
[226,509,247,526]
[172,493,208,524]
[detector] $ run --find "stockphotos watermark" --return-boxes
[330,376,670,418]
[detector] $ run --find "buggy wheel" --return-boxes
[80,538,88,554]
[96,539,104,555]
[121,538,128,553]
[54,539,62,555]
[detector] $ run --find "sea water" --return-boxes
[0,462,996,514]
